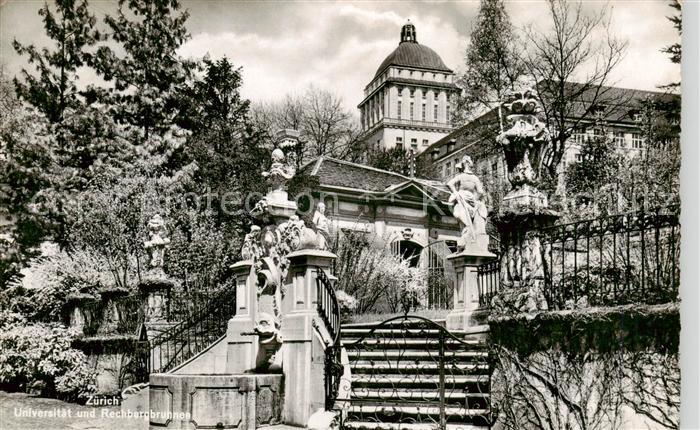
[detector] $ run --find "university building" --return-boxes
[419,85,678,184]
[358,22,459,154]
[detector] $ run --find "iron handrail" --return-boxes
[316,267,344,411]
[147,285,237,373]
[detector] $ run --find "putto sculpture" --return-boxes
[446,155,489,251]
[144,214,171,273]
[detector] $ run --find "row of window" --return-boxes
[396,101,450,122]
[396,137,429,149]
[569,130,645,149]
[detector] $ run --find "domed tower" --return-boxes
[358,21,458,154]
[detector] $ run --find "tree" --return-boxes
[565,131,624,216]
[454,0,523,129]
[661,0,681,91]
[252,87,363,165]
[182,57,269,223]
[89,0,195,140]
[12,0,98,124]
[0,74,56,287]
[524,0,628,179]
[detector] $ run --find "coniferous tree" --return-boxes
[12,0,98,124]
[90,0,195,140]
[454,0,523,128]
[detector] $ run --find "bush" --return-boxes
[0,322,96,401]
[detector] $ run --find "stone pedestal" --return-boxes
[148,373,284,430]
[64,293,96,334]
[97,287,129,335]
[281,249,336,427]
[446,247,496,331]
[227,260,258,373]
[139,273,174,323]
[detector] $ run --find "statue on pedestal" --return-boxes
[492,88,559,314]
[446,155,489,251]
[312,202,331,250]
[144,214,170,272]
[141,214,174,322]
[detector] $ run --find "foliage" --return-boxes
[181,57,270,224]
[365,145,434,177]
[661,0,681,90]
[524,0,628,178]
[331,230,428,314]
[12,0,98,123]
[251,86,362,165]
[0,322,96,401]
[335,289,358,322]
[89,0,195,141]
[454,0,523,126]
[0,90,56,286]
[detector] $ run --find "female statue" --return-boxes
[446,155,488,245]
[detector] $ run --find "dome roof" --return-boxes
[374,23,452,78]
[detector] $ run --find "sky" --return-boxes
[0,0,682,115]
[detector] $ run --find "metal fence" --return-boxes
[477,260,500,309]
[542,205,680,310]
[476,205,681,311]
[147,285,237,374]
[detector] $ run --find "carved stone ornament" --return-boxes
[492,88,559,315]
[496,89,551,212]
[263,148,296,194]
[144,214,170,270]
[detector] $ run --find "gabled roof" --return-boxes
[298,157,450,202]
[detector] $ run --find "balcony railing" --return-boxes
[361,117,453,137]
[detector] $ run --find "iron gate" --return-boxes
[330,315,492,429]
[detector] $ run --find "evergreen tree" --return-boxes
[183,58,269,222]
[90,0,195,140]
[454,0,523,128]
[12,0,98,123]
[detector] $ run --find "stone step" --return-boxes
[349,362,489,373]
[346,350,488,360]
[351,374,488,385]
[341,338,484,348]
[350,388,489,401]
[347,404,489,417]
[343,422,488,430]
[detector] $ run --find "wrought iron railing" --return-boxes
[147,285,237,374]
[477,260,500,309]
[317,268,344,411]
[541,205,680,310]
[337,316,492,429]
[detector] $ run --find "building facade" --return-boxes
[419,86,678,184]
[358,22,459,154]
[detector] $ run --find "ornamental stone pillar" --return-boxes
[281,249,336,427]
[446,248,496,330]
[226,259,258,373]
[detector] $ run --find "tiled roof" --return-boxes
[375,42,452,78]
[299,157,450,201]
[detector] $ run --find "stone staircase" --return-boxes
[339,319,491,430]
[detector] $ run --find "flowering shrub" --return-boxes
[0,322,96,401]
[335,290,358,322]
